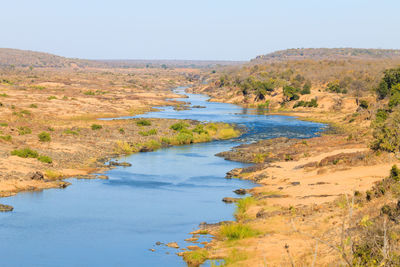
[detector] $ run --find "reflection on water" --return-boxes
[0,87,324,267]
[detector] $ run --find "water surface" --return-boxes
[0,87,324,267]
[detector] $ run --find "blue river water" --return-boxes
[0,87,324,267]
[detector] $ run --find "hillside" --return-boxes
[252,48,400,62]
[0,48,243,69]
[0,48,87,68]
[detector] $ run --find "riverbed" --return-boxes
[0,87,324,266]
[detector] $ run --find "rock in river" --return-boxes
[0,204,13,212]
[166,242,179,249]
[222,197,240,203]
[109,161,132,167]
[233,188,246,195]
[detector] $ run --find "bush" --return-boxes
[326,82,343,93]
[38,155,52,163]
[192,124,208,134]
[29,104,38,108]
[235,197,256,219]
[142,140,161,150]
[390,165,400,181]
[18,126,32,135]
[91,124,102,130]
[174,132,194,144]
[219,223,259,240]
[47,96,57,100]
[11,148,39,158]
[119,128,125,134]
[283,86,300,101]
[38,132,51,142]
[182,249,208,266]
[170,122,188,131]
[63,129,79,135]
[139,129,157,136]
[301,81,311,95]
[359,100,369,109]
[0,135,12,141]
[293,98,318,108]
[136,119,151,126]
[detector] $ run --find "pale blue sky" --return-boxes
[1,0,399,60]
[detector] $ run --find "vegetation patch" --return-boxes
[139,129,157,136]
[11,148,39,158]
[44,170,63,180]
[91,124,102,130]
[38,132,51,142]
[219,223,259,241]
[136,119,151,126]
[183,249,209,267]
[0,135,12,141]
[11,148,52,164]
[235,196,256,220]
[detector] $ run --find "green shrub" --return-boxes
[192,124,208,134]
[390,165,400,181]
[29,104,38,108]
[0,135,11,141]
[63,129,79,135]
[38,132,51,142]
[283,85,300,101]
[142,140,161,150]
[160,137,171,144]
[83,91,95,95]
[13,110,31,117]
[219,223,259,240]
[11,148,39,158]
[359,100,369,109]
[38,155,52,164]
[119,128,125,134]
[47,96,57,100]
[170,122,188,131]
[18,126,32,135]
[183,249,209,267]
[136,119,151,126]
[326,82,343,93]
[139,129,157,136]
[91,124,102,130]
[293,98,318,108]
[235,197,256,219]
[0,122,7,127]
[174,132,193,144]
[301,81,311,94]
[47,127,55,132]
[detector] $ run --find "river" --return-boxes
[0,87,324,266]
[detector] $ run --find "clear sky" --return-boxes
[1,0,399,61]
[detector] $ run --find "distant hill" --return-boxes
[0,48,88,68]
[252,48,400,62]
[0,48,243,69]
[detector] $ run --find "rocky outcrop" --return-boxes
[29,171,44,180]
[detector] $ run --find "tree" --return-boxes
[283,86,300,102]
